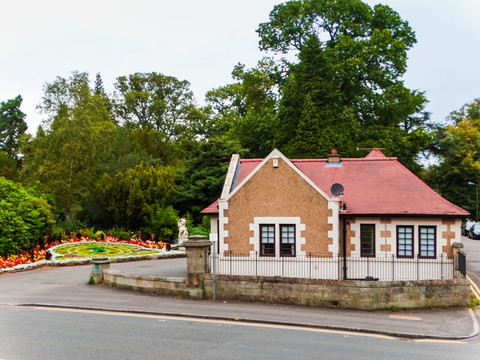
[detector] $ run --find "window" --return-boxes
[360,224,375,257]
[260,224,275,256]
[397,226,414,258]
[419,226,436,258]
[280,225,295,256]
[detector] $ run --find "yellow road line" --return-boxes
[467,275,480,300]
[389,314,422,321]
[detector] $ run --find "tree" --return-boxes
[276,37,357,158]
[0,95,27,161]
[174,135,244,222]
[20,72,116,220]
[424,99,480,216]
[0,152,17,180]
[257,0,429,165]
[205,58,280,157]
[0,178,55,257]
[96,162,176,229]
[113,72,200,140]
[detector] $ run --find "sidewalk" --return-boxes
[0,258,478,340]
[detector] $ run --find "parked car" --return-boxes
[469,223,480,239]
[462,220,476,236]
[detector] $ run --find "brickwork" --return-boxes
[224,157,332,256]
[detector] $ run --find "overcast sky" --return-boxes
[1,0,479,133]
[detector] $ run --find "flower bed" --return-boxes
[0,236,178,272]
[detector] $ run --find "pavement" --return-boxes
[0,257,479,340]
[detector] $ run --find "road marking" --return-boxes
[32,306,465,343]
[34,306,398,339]
[389,314,422,321]
[467,275,480,300]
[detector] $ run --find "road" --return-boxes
[462,234,480,289]
[0,305,479,360]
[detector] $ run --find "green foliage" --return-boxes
[471,293,480,310]
[0,95,27,161]
[424,99,480,215]
[258,0,429,166]
[0,177,56,256]
[57,219,87,235]
[174,135,243,222]
[111,227,132,241]
[20,72,116,221]
[113,72,200,141]
[0,152,17,180]
[143,205,179,242]
[97,162,176,229]
[205,58,279,157]
[277,37,358,158]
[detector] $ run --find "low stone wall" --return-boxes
[203,274,471,310]
[103,269,186,297]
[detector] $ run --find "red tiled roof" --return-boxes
[201,150,469,217]
[201,199,219,214]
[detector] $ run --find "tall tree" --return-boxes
[96,162,176,229]
[424,99,480,217]
[0,95,27,161]
[20,72,116,220]
[174,135,244,222]
[205,58,280,157]
[277,37,357,158]
[257,0,429,165]
[113,72,200,140]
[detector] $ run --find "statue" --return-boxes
[177,215,188,244]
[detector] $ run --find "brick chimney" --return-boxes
[328,150,341,163]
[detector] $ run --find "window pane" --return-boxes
[361,224,375,257]
[397,226,413,257]
[419,226,435,258]
[280,225,295,256]
[260,225,275,256]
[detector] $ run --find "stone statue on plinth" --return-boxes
[177,215,188,245]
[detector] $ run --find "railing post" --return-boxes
[229,250,232,275]
[441,253,444,280]
[391,254,395,281]
[255,251,258,277]
[416,254,419,281]
[309,253,312,279]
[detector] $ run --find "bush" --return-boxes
[0,177,56,256]
[111,227,132,241]
[143,206,179,243]
[57,219,86,238]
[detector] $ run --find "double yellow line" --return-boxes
[467,275,480,300]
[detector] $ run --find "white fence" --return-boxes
[209,252,456,281]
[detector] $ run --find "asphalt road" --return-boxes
[462,235,480,289]
[1,305,479,360]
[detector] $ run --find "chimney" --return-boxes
[326,150,342,167]
[328,150,341,162]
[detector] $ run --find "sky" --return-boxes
[1,0,480,133]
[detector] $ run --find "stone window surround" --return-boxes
[249,217,306,257]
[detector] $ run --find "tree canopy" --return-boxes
[0,95,27,161]
[257,0,429,169]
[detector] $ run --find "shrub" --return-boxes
[143,205,179,243]
[0,177,56,256]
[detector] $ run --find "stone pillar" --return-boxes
[183,235,212,299]
[452,242,464,274]
[91,257,111,284]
